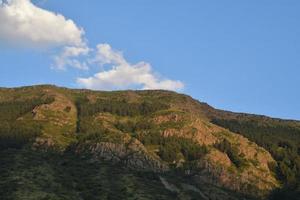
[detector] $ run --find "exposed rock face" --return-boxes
[76,139,168,172]
[151,112,278,195]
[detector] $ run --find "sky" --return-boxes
[0,0,299,120]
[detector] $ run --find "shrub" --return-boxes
[214,139,248,168]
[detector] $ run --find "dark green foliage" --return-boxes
[0,147,251,200]
[115,120,138,133]
[138,131,162,146]
[0,97,54,149]
[211,118,300,194]
[138,131,208,163]
[160,137,208,162]
[78,98,169,117]
[214,139,248,168]
[74,96,169,136]
[77,129,123,144]
[0,97,54,121]
[158,143,181,162]
[0,121,42,149]
[114,120,159,137]
[268,186,300,200]
[0,148,176,200]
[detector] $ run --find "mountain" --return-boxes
[0,85,299,200]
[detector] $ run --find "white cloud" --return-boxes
[77,44,184,91]
[0,0,84,47]
[92,43,127,65]
[0,0,88,69]
[0,1,185,91]
[53,46,90,70]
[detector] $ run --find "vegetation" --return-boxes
[0,96,54,149]
[0,85,299,199]
[214,138,248,169]
[77,98,169,117]
[211,117,300,199]
[0,97,54,121]
[0,121,42,149]
[140,132,208,163]
[0,149,177,200]
[75,96,208,164]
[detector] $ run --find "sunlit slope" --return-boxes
[1,85,293,199]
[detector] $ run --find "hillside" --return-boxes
[0,85,299,200]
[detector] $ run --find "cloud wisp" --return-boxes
[53,46,90,70]
[0,0,184,91]
[77,44,184,91]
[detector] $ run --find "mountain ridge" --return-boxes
[0,85,299,200]
[3,84,299,122]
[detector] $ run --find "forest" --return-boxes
[211,117,300,199]
[0,97,54,149]
[75,96,209,165]
[0,88,299,199]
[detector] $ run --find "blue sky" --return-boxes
[0,0,300,120]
